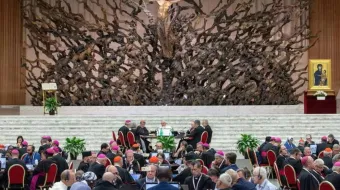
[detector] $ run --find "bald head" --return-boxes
[61,170,76,186]
[102,172,114,183]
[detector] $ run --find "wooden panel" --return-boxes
[0,0,25,105]
[309,0,340,95]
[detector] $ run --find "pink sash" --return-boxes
[261,151,267,157]
[30,172,45,190]
[279,169,285,176]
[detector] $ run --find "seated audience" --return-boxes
[322,148,333,169]
[237,168,252,183]
[261,137,275,164]
[148,166,177,190]
[184,161,214,189]
[81,171,97,189]
[123,149,140,174]
[157,152,170,165]
[276,146,288,186]
[327,134,340,148]
[105,165,123,189]
[333,144,340,155]
[24,145,41,165]
[226,169,256,190]
[16,135,24,148]
[303,147,316,160]
[30,150,56,189]
[50,170,76,190]
[285,148,303,175]
[131,144,146,166]
[305,134,315,147]
[202,119,213,144]
[298,156,319,190]
[185,120,205,149]
[93,172,117,190]
[207,168,220,189]
[253,167,277,190]
[98,143,110,156]
[215,173,233,190]
[77,151,92,172]
[173,153,197,184]
[70,181,91,190]
[258,136,271,153]
[297,139,305,153]
[88,154,106,179]
[19,140,28,158]
[333,154,340,164]
[325,161,340,189]
[137,164,159,189]
[211,150,228,172]
[201,143,215,167]
[284,137,296,153]
[312,159,325,181]
[3,149,29,187]
[38,136,51,154]
[221,152,239,173]
[155,142,163,153]
[316,136,330,156]
[173,140,188,160]
[51,147,69,182]
[113,156,134,184]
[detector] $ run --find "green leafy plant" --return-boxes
[63,137,86,160]
[45,97,60,114]
[156,136,175,152]
[236,134,260,156]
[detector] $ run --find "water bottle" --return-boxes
[34,159,38,166]
[160,128,163,136]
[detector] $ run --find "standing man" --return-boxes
[118,120,132,146]
[185,120,205,149]
[136,120,150,152]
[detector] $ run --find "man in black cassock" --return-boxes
[325,162,340,189]
[88,154,106,179]
[299,156,319,190]
[285,148,303,176]
[185,120,205,149]
[77,151,92,172]
[118,120,131,146]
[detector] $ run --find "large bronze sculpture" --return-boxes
[22,0,316,105]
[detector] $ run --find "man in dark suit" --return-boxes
[131,144,146,167]
[328,134,340,148]
[51,147,69,182]
[88,154,106,179]
[113,156,134,184]
[137,164,158,189]
[184,161,214,190]
[185,120,205,149]
[173,153,197,184]
[118,120,132,146]
[285,148,303,176]
[325,162,340,189]
[148,166,178,190]
[221,152,239,173]
[316,136,331,156]
[3,149,29,187]
[322,148,334,169]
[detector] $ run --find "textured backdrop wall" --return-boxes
[22,0,315,106]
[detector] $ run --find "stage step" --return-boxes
[0,115,339,154]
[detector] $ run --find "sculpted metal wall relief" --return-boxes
[22,0,316,105]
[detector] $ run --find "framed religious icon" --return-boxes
[308,59,332,91]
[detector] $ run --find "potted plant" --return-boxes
[63,137,86,160]
[236,134,260,159]
[45,97,60,115]
[314,91,327,100]
[156,136,176,152]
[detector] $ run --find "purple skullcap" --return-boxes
[275,137,282,143]
[270,136,276,141]
[11,149,19,154]
[22,140,28,146]
[202,143,210,148]
[112,145,119,151]
[46,148,54,154]
[125,120,131,124]
[321,136,328,141]
[125,149,133,154]
[53,140,59,146]
[334,162,340,167]
[97,154,106,159]
[109,140,115,145]
[301,156,309,166]
[53,146,59,153]
[215,150,224,157]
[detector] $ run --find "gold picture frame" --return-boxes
[308,59,332,92]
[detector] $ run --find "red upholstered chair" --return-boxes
[246,148,269,167]
[201,166,209,175]
[112,131,117,142]
[319,181,336,190]
[105,158,112,167]
[20,153,28,161]
[200,131,208,144]
[266,150,277,178]
[127,131,136,147]
[68,161,73,170]
[7,164,25,189]
[118,131,127,147]
[284,164,297,189]
[196,159,205,167]
[318,151,324,159]
[273,161,284,188]
[38,163,58,190]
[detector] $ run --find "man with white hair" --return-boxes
[333,144,340,155]
[311,159,324,182]
[88,154,106,179]
[298,156,319,190]
[216,173,233,190]
[252,167,277,190]
[325,161,340,189]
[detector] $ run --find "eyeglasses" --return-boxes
[112,172,119,175]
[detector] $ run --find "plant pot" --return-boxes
[70,154,78,160]
[243,152,249,159]
[317,96,326,100]
[49,110,56,115]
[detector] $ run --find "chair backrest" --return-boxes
[284,164,297,188]
[21,153,28,160]
[200,131,208,143]
[247,148,259,167]
[69,161,73,170]
[318,151,324,159]
[112,131,117,142]
[319,181,336,190]
[44,163,58,186]
[201,166,209,175]
[267,150,277,166]
[118,131,126,147]
[127,131,135,147]
[8,164,25,188]
[105,158,112,167]
[196,159,205,167]
[273,161,283,187]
